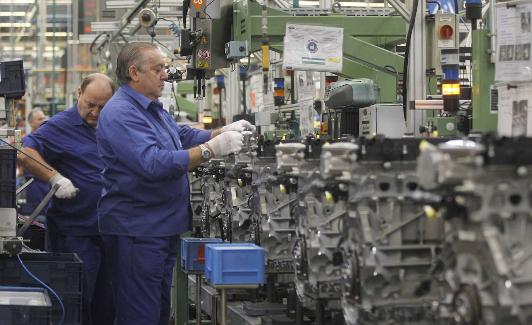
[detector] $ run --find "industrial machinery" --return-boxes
[342,137,447,324]
[418,137,532,324]
[254,136,297,274]
[325,79,378,139]
[0,60,25,256]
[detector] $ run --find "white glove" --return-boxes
[49,173,79,199]
[221,120,256,133]
[206,131,244,157]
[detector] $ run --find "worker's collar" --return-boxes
[121,85,162,110]
[71,105,96,129]
[71,105,85,126]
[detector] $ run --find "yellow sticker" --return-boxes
[197,61,210,69]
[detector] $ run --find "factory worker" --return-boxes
[96,42,255,325]
[19,73,116,325]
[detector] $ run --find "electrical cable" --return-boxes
[427,0,441,11]
[89,32,108,55]
[401,0,420,122]
[0,138,54,172]
[17,255,65,325]
[182,0,190,28]
[152,37,178,59]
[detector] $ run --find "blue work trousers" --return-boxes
[48,232,115,325]
[102,234,179,325]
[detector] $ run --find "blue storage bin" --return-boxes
[205,243,265,286]
[181,237,223,273]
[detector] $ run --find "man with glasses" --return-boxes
[97,42,254,325]
[19,73,116,325]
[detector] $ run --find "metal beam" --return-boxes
[342,36,403,75]
[386,0,411,22]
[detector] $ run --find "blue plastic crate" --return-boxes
[181,237,223,273]
[205,243,265,286]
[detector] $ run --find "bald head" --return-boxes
[77,73,116,128]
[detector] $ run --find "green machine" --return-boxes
[181,0,406,102]
[232,0,405,102]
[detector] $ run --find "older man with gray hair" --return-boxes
[27,108,47,132]
[97,42,255,325]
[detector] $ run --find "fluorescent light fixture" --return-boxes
[0,12,26,16]
[45,32,72,37]
[297,0,385,7]
[0,22,31,27]
[1,46,25,51]
[0,0,33,3]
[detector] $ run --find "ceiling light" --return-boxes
[0,0,33,3]
[0,12,26,16]
[0,23,31,28]
[45,32,72,37]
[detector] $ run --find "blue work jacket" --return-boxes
[23,106,103,235]
[96,85,211,237]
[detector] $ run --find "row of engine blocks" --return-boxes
[190,134,532,325]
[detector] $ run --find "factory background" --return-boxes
[0,0,529,324]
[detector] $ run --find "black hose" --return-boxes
[183,0,190,28]
[427,0,441,11]
[402,0,420,122]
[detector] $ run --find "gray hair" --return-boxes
[28,108,44,123]
[115,42,159,86]
[80,73,116,94]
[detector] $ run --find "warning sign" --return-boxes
[193,0,204,11]
[197,49,211,60]
[197,61,210,69]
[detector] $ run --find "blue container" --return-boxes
[181,238,223,273]
[205,243,265,286]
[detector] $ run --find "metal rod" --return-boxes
[16,178,34,196]
[316,299,325,325]
[211,291,218,325]
[196,274,202,325]
[17,184,59,237]
[220,288,227,325]
[295,296,304,325]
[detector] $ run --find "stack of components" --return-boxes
[189,134,532,325]
[418,137,532,324]
[342,138,447,324]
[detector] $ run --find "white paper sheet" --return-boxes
[495,2,532,81]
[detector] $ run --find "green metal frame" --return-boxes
[175,233,190,325]
[233,0,406,102]
[472,29,497,132]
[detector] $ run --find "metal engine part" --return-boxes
[417,137,532,325]
[254,153,298,273]
[294,142,357,311]
[342,138,447,325]
[196,159,226,238]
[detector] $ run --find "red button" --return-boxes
[440,25,454,39]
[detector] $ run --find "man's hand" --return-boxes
[221,120,256,133]
[206,131,244,157]
[49,173,79,199]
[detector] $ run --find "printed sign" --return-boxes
[193,0,204,11]
[495,1,532,81]
[283,24,343,73]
